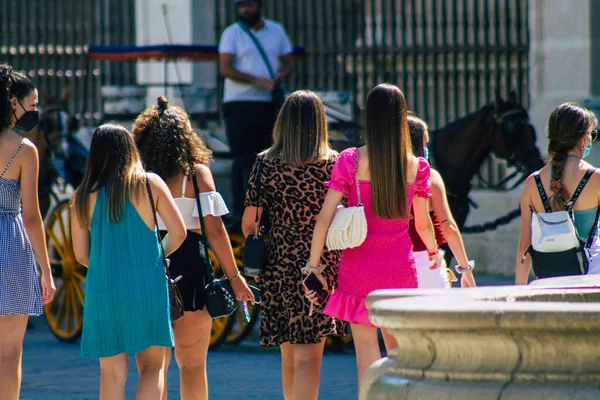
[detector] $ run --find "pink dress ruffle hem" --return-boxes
[324,290,374,327]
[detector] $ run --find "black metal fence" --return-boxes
[4,0,529,186]
[216,0,529,128]
[216,0,529,186]
[0,0,136,124]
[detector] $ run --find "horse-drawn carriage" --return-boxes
[34,43,360,349]
[33,42,545,350]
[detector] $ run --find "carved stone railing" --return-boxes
[362,279,600,400]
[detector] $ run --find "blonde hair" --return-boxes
[266,90,331,166]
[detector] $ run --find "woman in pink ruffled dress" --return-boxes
[306,84,442,387]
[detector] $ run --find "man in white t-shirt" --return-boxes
[218,0,295,216]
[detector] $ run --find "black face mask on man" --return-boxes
[13,99,39,132]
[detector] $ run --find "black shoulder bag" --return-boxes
[237,21,286,112]
[191,169,237,319]
[242,159,267,277]
[146,178,184,322]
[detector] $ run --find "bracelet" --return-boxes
[426,246,439,257]
[454,260,475,274]
[301,262,327,275]
[228,271,241,282]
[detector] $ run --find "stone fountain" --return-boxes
[361,276,600,399]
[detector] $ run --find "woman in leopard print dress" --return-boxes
[242,90,347,400]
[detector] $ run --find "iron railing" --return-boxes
[0,0,136,125]
[3,0,529,188]
[216,0,530,188]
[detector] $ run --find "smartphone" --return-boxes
[302,273,330,304]
[248,285,261,304]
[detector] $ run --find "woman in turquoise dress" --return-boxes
[71,124,186,400]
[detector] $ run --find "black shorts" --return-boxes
[159,231,210,312]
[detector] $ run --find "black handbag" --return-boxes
[191,169,238,319]
[146,178,185,323]
[242,160,267,277]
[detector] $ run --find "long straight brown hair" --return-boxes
[266,90,331,166]
[365,84,413,219]
[74,124,146,228]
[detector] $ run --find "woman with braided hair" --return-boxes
[0,63,56,399]
[516,102,600,284]
[133,97,254,399]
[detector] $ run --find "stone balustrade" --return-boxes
[362,279,600,399]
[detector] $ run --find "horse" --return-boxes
[430,91,545,261]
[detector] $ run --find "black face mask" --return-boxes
[13,99,39,132]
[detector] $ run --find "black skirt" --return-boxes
[159,231,210,312]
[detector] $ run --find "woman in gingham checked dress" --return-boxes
[0,64,55,399]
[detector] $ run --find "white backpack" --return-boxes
[527,169,599,278]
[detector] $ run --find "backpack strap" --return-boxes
[533,171,552,213]
[566,168,595,210]
[587,207,600,249]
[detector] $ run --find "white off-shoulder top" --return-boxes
[157,173,229,231]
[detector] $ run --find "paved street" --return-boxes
[20,317,357,400]
[20,275,513,400]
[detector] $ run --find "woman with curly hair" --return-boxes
[133,97,254,399]
[0,64,55,399]
[516,103,600,284]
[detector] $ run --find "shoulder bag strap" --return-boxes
[587,206,600,249]
[237,21,276,79]
[252,159,263,237]
[145,177,172,278]
[533,171,552,213]
[190,167,216,281]
[574,168,600,248]
[354,148,362,206]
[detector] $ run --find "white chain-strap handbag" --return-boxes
[326,149,368,250]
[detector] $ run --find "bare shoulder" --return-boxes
[146,172,163,187]
[193,163,213,180]
[429,168,444,187]
[520,172,538,202]
[590,165,600,179]
[406,155,420,182]
[193,163,216,192]
[19,138,38,158]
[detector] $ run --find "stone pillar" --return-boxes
[135,0,217,106]
[528,0,594,159]
[191,0,217,87]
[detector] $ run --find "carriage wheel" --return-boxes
[44,199,86,342]
[325,325,354,352]
[209,310,234,348]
